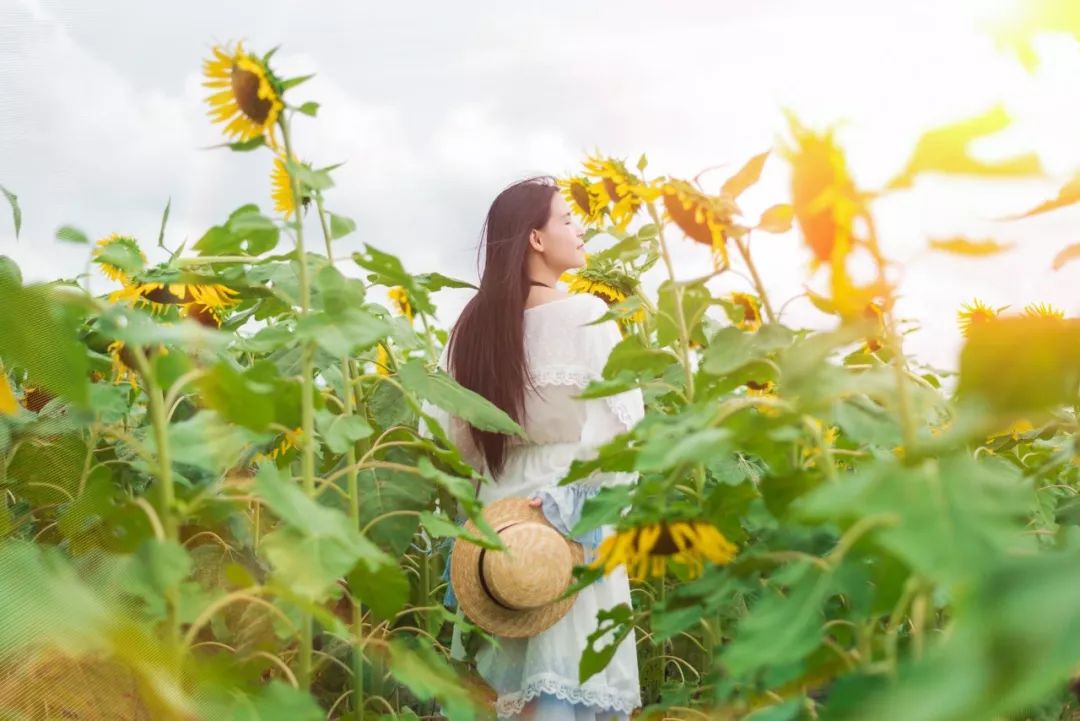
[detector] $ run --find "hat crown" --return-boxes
[483,522,573,611]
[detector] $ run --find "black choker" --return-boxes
[528,280,552,288]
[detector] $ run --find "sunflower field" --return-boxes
[2,19,1080,721]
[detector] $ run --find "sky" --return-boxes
[1,0,1077,374]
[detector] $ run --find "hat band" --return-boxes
[477,521,525,611]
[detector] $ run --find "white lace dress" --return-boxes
[419,293,645,720]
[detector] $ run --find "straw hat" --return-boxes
[450,496,584,638]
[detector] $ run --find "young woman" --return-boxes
[419,176,645,720]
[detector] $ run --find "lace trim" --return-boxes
[494,672,641,718]
[526,364,639,431]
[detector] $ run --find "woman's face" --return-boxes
[532,193,586,272]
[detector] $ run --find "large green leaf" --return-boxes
[255,463,396,601]
[656,278,713,348]
[194,204,280,256]
[0,279,90,407]
[387,639,478,721]
[399,359,526,438]
[701,323,794,376]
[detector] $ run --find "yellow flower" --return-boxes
[1022,302,1064,320]
[563,274,645,324]
[202,41,284,148]
[388,286,414,322]
[581,154,660,231]
[0,374,17,416]
[108,280,240,324]
[253,427,303,464]
[988,418,1035,442]
[861,300,886,353]
[728,292,762,332]
[662,179,737,269]
[779,111,862,270]
[590,520,738,581]
[802,418,839,469]
[957,298,1000,337]
[558,177,605,224]
[271,155,310,219]
[107,341,169,389]
[374,343,392,377]
[92,234,146,285]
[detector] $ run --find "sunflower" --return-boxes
[590,520,737,581]
[18,385,55,413]
[387,286,414,322]
[271,154,311,219]
[92,234,146,285]
[558,176,606,225]
[861,300,886,352]
[373,343,392,377]
[0,374,16,416]
[744,380,781,416]
[957,298,1000,337]
[562,266,645,324]
[253,427,304,464]
[662,179,738,269]
[802,418,839,469]
[202,41,284,148]
[779,111,862,268]
[988,417,1035,442]
[108,280,240,325]
[581,154,661,231]
[727,292,762,332]
[1023,302,1065,320]
[107,341,168,388]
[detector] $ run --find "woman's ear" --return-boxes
[529,230,543,252]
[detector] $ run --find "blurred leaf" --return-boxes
[928,236,1013,256]
[0,280,89,407]
[1052,242,1080,271]
[149,410,263,475]
[887,105,1043,189]
[157,197,171,248]
[295,306,391,357]
[701,324,794,376]
[198,360,277,432]
[284,158,333,192]
[388,639,479,721]
[281,73,315,91]
[94,237,146,275]
[297,101,320,117]
[656,278,712,348]
[348,557,410,622]
[757,203,794,233]
[958,316,1080,413]
[1005,168,1080,219]
[1,184,20,239]
[0,254,23,285]
[328,212,356,240]
[796,454,1035,584]
[55,225,89,244]
[637,428,732,472]
[352,244,436,316]
[120,539,191,621]
[722,150,770,199]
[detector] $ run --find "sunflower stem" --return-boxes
[646,202,695,404]
[280,114,317,692]
[314,190,369,720]
[131,345,181,656]
[734,232,777,324]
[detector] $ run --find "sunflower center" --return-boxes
[651,524,681,556]
[231,65,272,124]
[143,286,184,304]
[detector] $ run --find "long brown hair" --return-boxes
[446,175,559,477]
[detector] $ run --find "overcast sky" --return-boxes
[2,0,1077,373]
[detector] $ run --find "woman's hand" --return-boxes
[528,496,542,508]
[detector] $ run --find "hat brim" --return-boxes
[450,496,584,639]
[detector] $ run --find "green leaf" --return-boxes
[721,150,770,199]
[656,278,712,348]
[54,223,88,243]
[347,557,409,622]
[580,604,634,683]
[120,539,191,621]
[150,410,263,475]
[281,73,316,91]
[315,408,374,454]
[157,197,171,248]
[958,316,1080,413]
[225,136,267,152]
[399,359,526,438]
[636,427,732,472]
[295,307,392,357]
[94,238,146,275]
[328,211,356,240]
[0,255,22,285]
[701,323,795,376]
[1,184,21,239]
[388,640,479,721]
[194,204,279,256]
[0,280,90,407]
[284,158,333,192]
[198,360,277,432]
[603,334,678,380]
[204,680,324,721]
[722,561,834,677]
[296,101,320,117]
[255,463,397,601]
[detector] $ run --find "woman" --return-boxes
[418,175,645,720]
